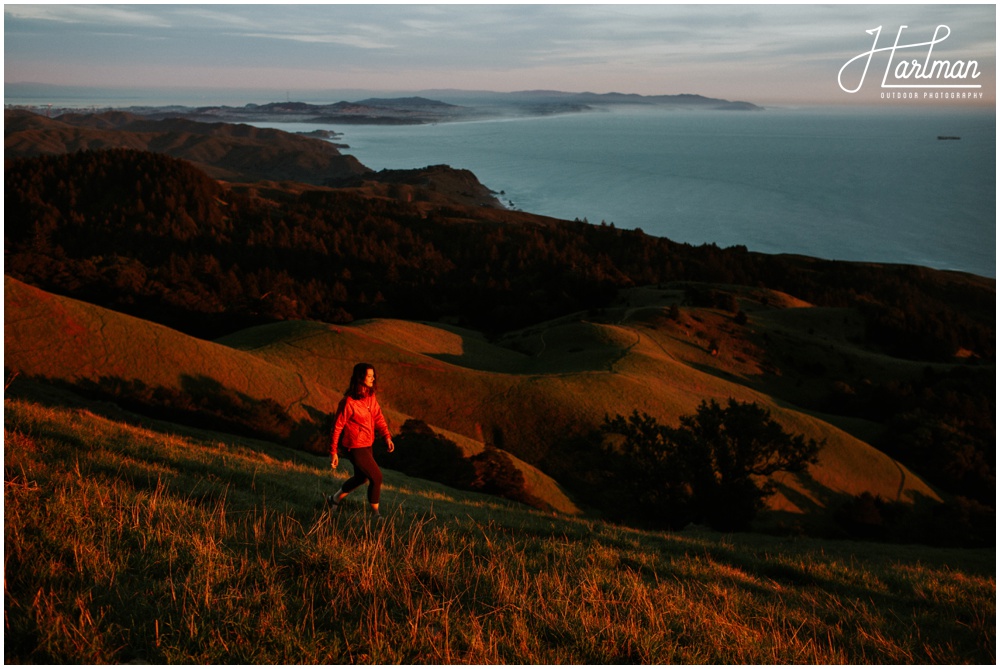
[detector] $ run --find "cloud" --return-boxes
[4,3,994,104]
[237,31,392,49]
[4,4,173,28]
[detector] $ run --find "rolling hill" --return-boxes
[3,276,577,513]
[218,292,945,527]
[5,274,942,531]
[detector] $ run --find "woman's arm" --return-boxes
[371,397,395,452]
[330,399,350,466]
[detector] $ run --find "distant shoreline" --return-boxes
[3,86,763,126]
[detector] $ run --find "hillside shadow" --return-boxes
[5,372,328,459]
[764,463,982,547]
[422,320,624,376]
[421,332,534,374]
[426,351,519,373]
[765,470,853,536]
[691,530,946,615]
[685,359,752,388]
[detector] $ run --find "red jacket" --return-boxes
[330,393,391,453]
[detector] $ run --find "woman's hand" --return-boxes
[331,453,339,469]
[386,437,395,453]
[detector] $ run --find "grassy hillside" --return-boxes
[4,275,340,423]
[218,287,943,529]
[6,274,947,529]
[5,396,994,664]
[3,275,576,513]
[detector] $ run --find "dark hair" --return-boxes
[346,362,377,399]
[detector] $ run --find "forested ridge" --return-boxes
[6,148,993,358]
[5,148,995,528]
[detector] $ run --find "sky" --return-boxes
[4,2,997,106]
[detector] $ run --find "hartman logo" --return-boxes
[838,25,983,97]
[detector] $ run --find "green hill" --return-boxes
[4,395,993,663]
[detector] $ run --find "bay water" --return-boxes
[258,106,995,278]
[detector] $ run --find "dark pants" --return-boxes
[341,447,383,505]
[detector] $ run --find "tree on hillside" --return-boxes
[601,411,705,528]
[603,399,822,531]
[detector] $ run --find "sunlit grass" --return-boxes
[5,397,994,663]
[6,274,950,525]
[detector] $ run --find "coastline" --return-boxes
[4,99,994,279]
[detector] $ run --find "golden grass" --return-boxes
[221,299,942,521]
[3,275,343,422]
[6,274,946,525]
[4,276,577,512]
[4,397,994,664]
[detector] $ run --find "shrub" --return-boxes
[468,447,534,506]
[382,420,538,508]
[835,492,886,540]
[380,419,474,485]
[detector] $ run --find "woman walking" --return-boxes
[328,362,395,517]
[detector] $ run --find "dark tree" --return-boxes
[677,399,822,530]
[603,399,822,531]
[602,411,705,528]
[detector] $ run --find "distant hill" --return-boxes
[8,89,762,126]
[353,96,460,108]
[141,97,472,125]
[183,90,764,120]
[4,109,370,184]
[503,90,762,110]
[4,109,502,205]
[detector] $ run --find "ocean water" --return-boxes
[257,107,995,278]
[12,80,991,278]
